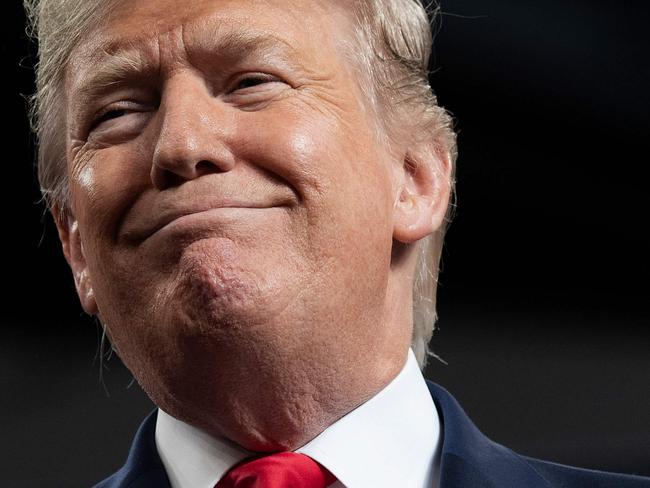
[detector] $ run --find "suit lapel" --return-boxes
[103,380,555,488]
[93,409,171,488]
[425,380,552,488]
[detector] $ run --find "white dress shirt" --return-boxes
[155,347,442,488]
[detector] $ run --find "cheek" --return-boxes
[234,111,334,202]
[71,142,151,242]
[234,105,395,280]
[69,143,155,312]
[236,105,392,212]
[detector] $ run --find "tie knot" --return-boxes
[216,451,337,488]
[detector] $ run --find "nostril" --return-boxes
[196,159,219,175]
[151,159,230,191]
[156,170,186,190]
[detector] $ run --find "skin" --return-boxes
[55,0,451,451]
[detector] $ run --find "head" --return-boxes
[25,0,456,449]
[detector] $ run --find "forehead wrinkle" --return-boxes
[70,18,310,105]
[181,16,308,74]
[69,37,160,103]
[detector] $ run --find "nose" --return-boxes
[151,73,236,191]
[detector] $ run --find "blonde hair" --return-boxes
[23,0,457,370]
[348,0,457,369]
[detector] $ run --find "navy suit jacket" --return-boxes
[94,380,650,487]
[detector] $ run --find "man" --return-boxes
[23,0,650,486]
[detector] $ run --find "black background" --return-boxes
[4,0,649,486]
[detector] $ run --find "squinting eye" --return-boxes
[224,74,288,111]
[95,109,128,125]
[233,75,279,91]
[89,108,131,132]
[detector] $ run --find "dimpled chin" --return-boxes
[168,237,292,335]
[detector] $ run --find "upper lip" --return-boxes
[123,199,276,243]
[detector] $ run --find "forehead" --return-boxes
[67,0,351,73]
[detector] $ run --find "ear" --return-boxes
[52,204,99,316]
[392,144,452,244]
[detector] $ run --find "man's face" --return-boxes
[61,0,419,434]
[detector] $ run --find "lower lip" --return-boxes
[148,207,284,241]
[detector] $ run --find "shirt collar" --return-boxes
[155,347,441,488]
[155,409,253,488]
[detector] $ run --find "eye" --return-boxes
[93,108,129,127]
[85,101,152,141]
[232,74,281,92]
[89,105,136,133]
[223,73,291,110]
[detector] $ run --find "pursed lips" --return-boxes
[122,201,279,244]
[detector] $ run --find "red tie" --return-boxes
[215,452,337,488]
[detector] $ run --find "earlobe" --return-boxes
[52,205,99,316]
[392,148,451,244]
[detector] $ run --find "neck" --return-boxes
[149,261,415,452]
[160,341,409,452]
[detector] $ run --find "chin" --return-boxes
[167,238,295,332]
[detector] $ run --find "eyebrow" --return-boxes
[73,43,155,100]
[71,29,303,102]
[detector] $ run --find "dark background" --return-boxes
[4,0,649,486]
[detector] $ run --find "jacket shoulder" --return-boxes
[425,380,650,488]
[92,410,170,488]
[522,456,650,488]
